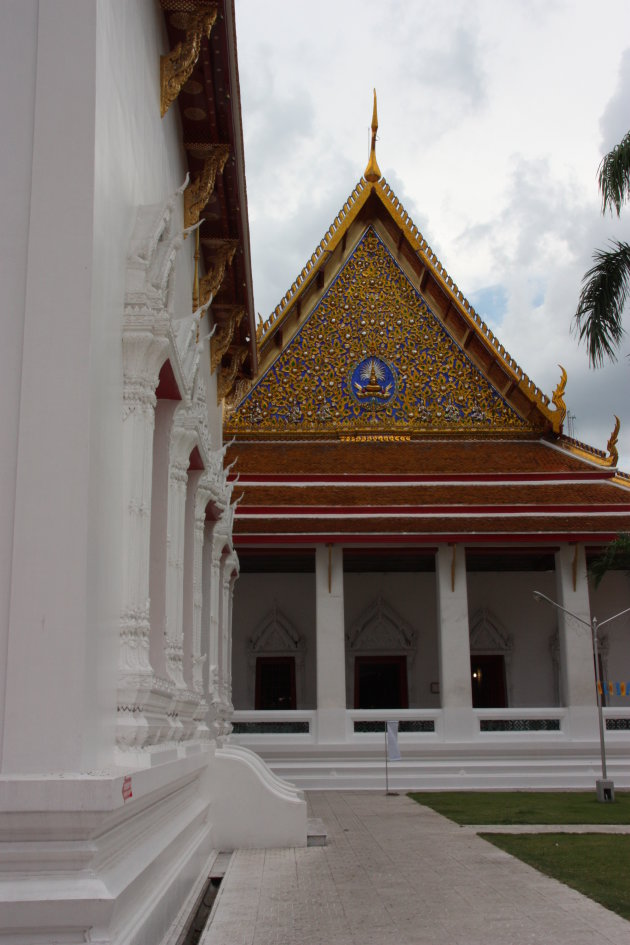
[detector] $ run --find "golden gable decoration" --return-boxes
[226,229,542,437]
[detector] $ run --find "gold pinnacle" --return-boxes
[364,88,381,183]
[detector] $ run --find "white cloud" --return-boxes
[235,0,630,466]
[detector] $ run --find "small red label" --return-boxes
[122,776,133,801]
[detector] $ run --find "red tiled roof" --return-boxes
[227,436,629,543]
[227,438,612,477]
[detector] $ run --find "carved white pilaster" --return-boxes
[116,185,190,758]
[207,534,225,735]
[165,420,196,690]
[192,478,213,692]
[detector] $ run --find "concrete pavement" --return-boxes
[200,791,629,945]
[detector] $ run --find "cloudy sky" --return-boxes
[235,0,630,467]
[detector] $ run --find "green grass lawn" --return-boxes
[481,833,630,921]
[409,790,630,824]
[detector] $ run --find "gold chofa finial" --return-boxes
[364,89,381,183]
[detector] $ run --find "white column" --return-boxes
[315,544,347,743]
[208,536,224,699]
[435,543,474,740]
[149,398,178,681]
[182,468,204,689]
[200,520,214,699]
[555,543,598,739]
[187,481,211,741]
[116,335,169,753]
[190,481,212,693]
[2,0,101,773]
[224,562,239,708]
[165,426,196,690]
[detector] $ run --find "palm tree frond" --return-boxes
[590,533,630,587]
[598,130,630,216]
[573,240,630,367]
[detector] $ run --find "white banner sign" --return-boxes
[386,720,401,761]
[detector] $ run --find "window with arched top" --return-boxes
[469,608,513,708]
[346,597,417,710]
[247,604,306,710]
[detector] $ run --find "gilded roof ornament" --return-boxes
[218,348,248,402]
[183,143,230,228]
[160,2,217,118]
[605,415,621,467]
[199,238,239,305]
[364,89,381,183]
[211,306,244,374]
[551,364,567,432]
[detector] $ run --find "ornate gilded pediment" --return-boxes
[226,229,541,436]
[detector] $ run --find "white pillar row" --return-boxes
[315,544,347,744]
[555,543,598,739]
[117,332,172,754]
[435,543,474,740]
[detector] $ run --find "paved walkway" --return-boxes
[201,791,629,945]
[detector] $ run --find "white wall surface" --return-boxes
[1,0,196,773]
[0,0,39,770]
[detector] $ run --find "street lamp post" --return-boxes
[533,591,630,801]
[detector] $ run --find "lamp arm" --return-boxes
[532,592,591,627]
[597,605,630,631]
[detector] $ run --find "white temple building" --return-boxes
[225,98,630,792]
[1,2,630,941]
[0,3,304,943]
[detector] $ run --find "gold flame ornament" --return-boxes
[551,364,567,431]
[364,89,381,182]
[605,415,621,467]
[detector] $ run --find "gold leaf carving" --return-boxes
[224,377,253,414]
[218,348,248,402]
[551,364,567,432]
[605,415,621,467]
[159,3,217,118]
[184,144,230,228]
[227,229,537,437]
[200,239,239,305]
[211,314,238,374]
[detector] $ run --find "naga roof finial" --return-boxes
[605,415,621,467]
[364,89,381,183]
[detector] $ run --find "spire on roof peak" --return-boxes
[364,88,381,183]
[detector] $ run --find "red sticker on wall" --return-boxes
[122,776,133,801]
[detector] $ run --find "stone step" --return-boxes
[307,817,327,846]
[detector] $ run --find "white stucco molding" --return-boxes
[246,602,307,707]
[346,595,417,653]
[126,175,188,306]
[469,607,514,653]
